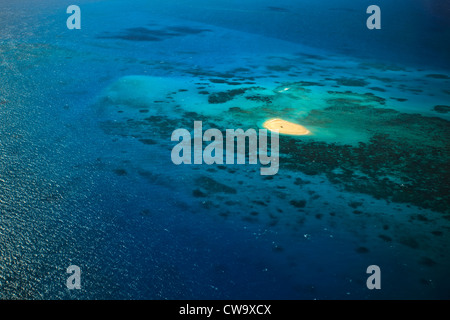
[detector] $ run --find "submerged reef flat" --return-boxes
[281,128,449,213]
[93,71,450,214]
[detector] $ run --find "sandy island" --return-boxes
[263,118,311,135]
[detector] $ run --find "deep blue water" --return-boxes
[0,0,449,299]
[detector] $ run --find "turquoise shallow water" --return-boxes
[0,0,449,299]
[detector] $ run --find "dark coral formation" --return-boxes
[195,176,237,194]
[326,90,386,106]
[245,94,273,103]
[290,199,307,208]
[418,257,436,266]
[433,105,450,114]
[267,6,290,12]
[425,74,450,79]
[368,87,386,92]
[208,87,259,104]
[97,25,211,42]
[282,133,449,213]
[280,103,450,213]
[335,77,369,87]
[356,246,370,253]
[358,62,407,72]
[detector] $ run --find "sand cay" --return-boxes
[263,118,311,135]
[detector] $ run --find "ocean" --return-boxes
[0,0,449,299]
